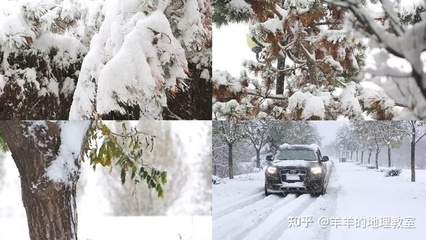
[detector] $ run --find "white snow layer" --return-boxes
[288,91,325,119]
[0,74,4,95]
[213,159,426,240]
[70,0,189,120]
[45,121,90,185]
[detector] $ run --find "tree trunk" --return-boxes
[276,55,285,95]
[367,149,372,165]
[375,148,380,169]
[361,150,364,164]
[411,126,416,182]
[0,121,82,240]
[228,143,234,179]
[350,151,353,161]
[387,143,392,168]
[256,149,260,169]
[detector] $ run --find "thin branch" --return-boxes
[378,0,405,36]
[415,132,426,144]
[274,63,307,73]
[246,89,287,100]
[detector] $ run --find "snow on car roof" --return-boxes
[278,143,320,151]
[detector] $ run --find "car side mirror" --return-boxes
[266,155,273,161]
[321,156,329,162]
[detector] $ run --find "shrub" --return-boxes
[212,175,221,185]
[385,168,402,177]
[365,164,376,169]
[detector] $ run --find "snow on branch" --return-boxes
[70,1,189,120]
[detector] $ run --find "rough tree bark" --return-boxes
[360,151,364,164]
[0,121,87,240]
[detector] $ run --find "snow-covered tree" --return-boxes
[340,121,406,166]
[213,0,396,120]
[0,0,90,119]
[266,121,321,150]
[70,0,212,120]
[351,121,406,168]
[213,120,244,179]
[353,121,385,168]
[0,0,211,120]
[0,121,168,240]
[242,120,269,168]
[326,0,426,119]
[404,121,426,182]
[376,121,406,167]
[336,124,360,160]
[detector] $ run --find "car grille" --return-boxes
[280,167,306,182]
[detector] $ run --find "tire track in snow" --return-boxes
[213,191,265,220]
[243,194,316,240]
[213,194,297,240]
[279,163,340,240]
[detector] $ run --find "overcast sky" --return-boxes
[213,23,255,76]
[312,120,349,146]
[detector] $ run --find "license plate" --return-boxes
[286,174,300,181]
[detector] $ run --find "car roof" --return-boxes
[278,143,320,151]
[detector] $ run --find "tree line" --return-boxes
[213,120,321,179]
[334,121,426,182]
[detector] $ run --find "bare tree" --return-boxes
[406,121,426,182]
[213,121,243,179]
[243,120,269,169]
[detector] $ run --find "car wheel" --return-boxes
[320,183,326,195]
[265,185,270,196]
[310,192,320,197]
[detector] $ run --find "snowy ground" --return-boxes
[0,216,211,240]
[0,121,212,240]
[213,159,426,240]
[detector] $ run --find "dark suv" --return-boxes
[264,144,329,197]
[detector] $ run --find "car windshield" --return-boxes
[275,149,317,161]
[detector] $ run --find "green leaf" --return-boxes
[120,168,126,185]
[161,173,167,184]
[157,188,164,198]
[141,170,148,179]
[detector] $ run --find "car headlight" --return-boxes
[310,166,322,175]
[266,166,278,175]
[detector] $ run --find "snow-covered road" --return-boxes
[213,160,426,240]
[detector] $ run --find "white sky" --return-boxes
[312,120,349,146]
[212,23,255,76]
